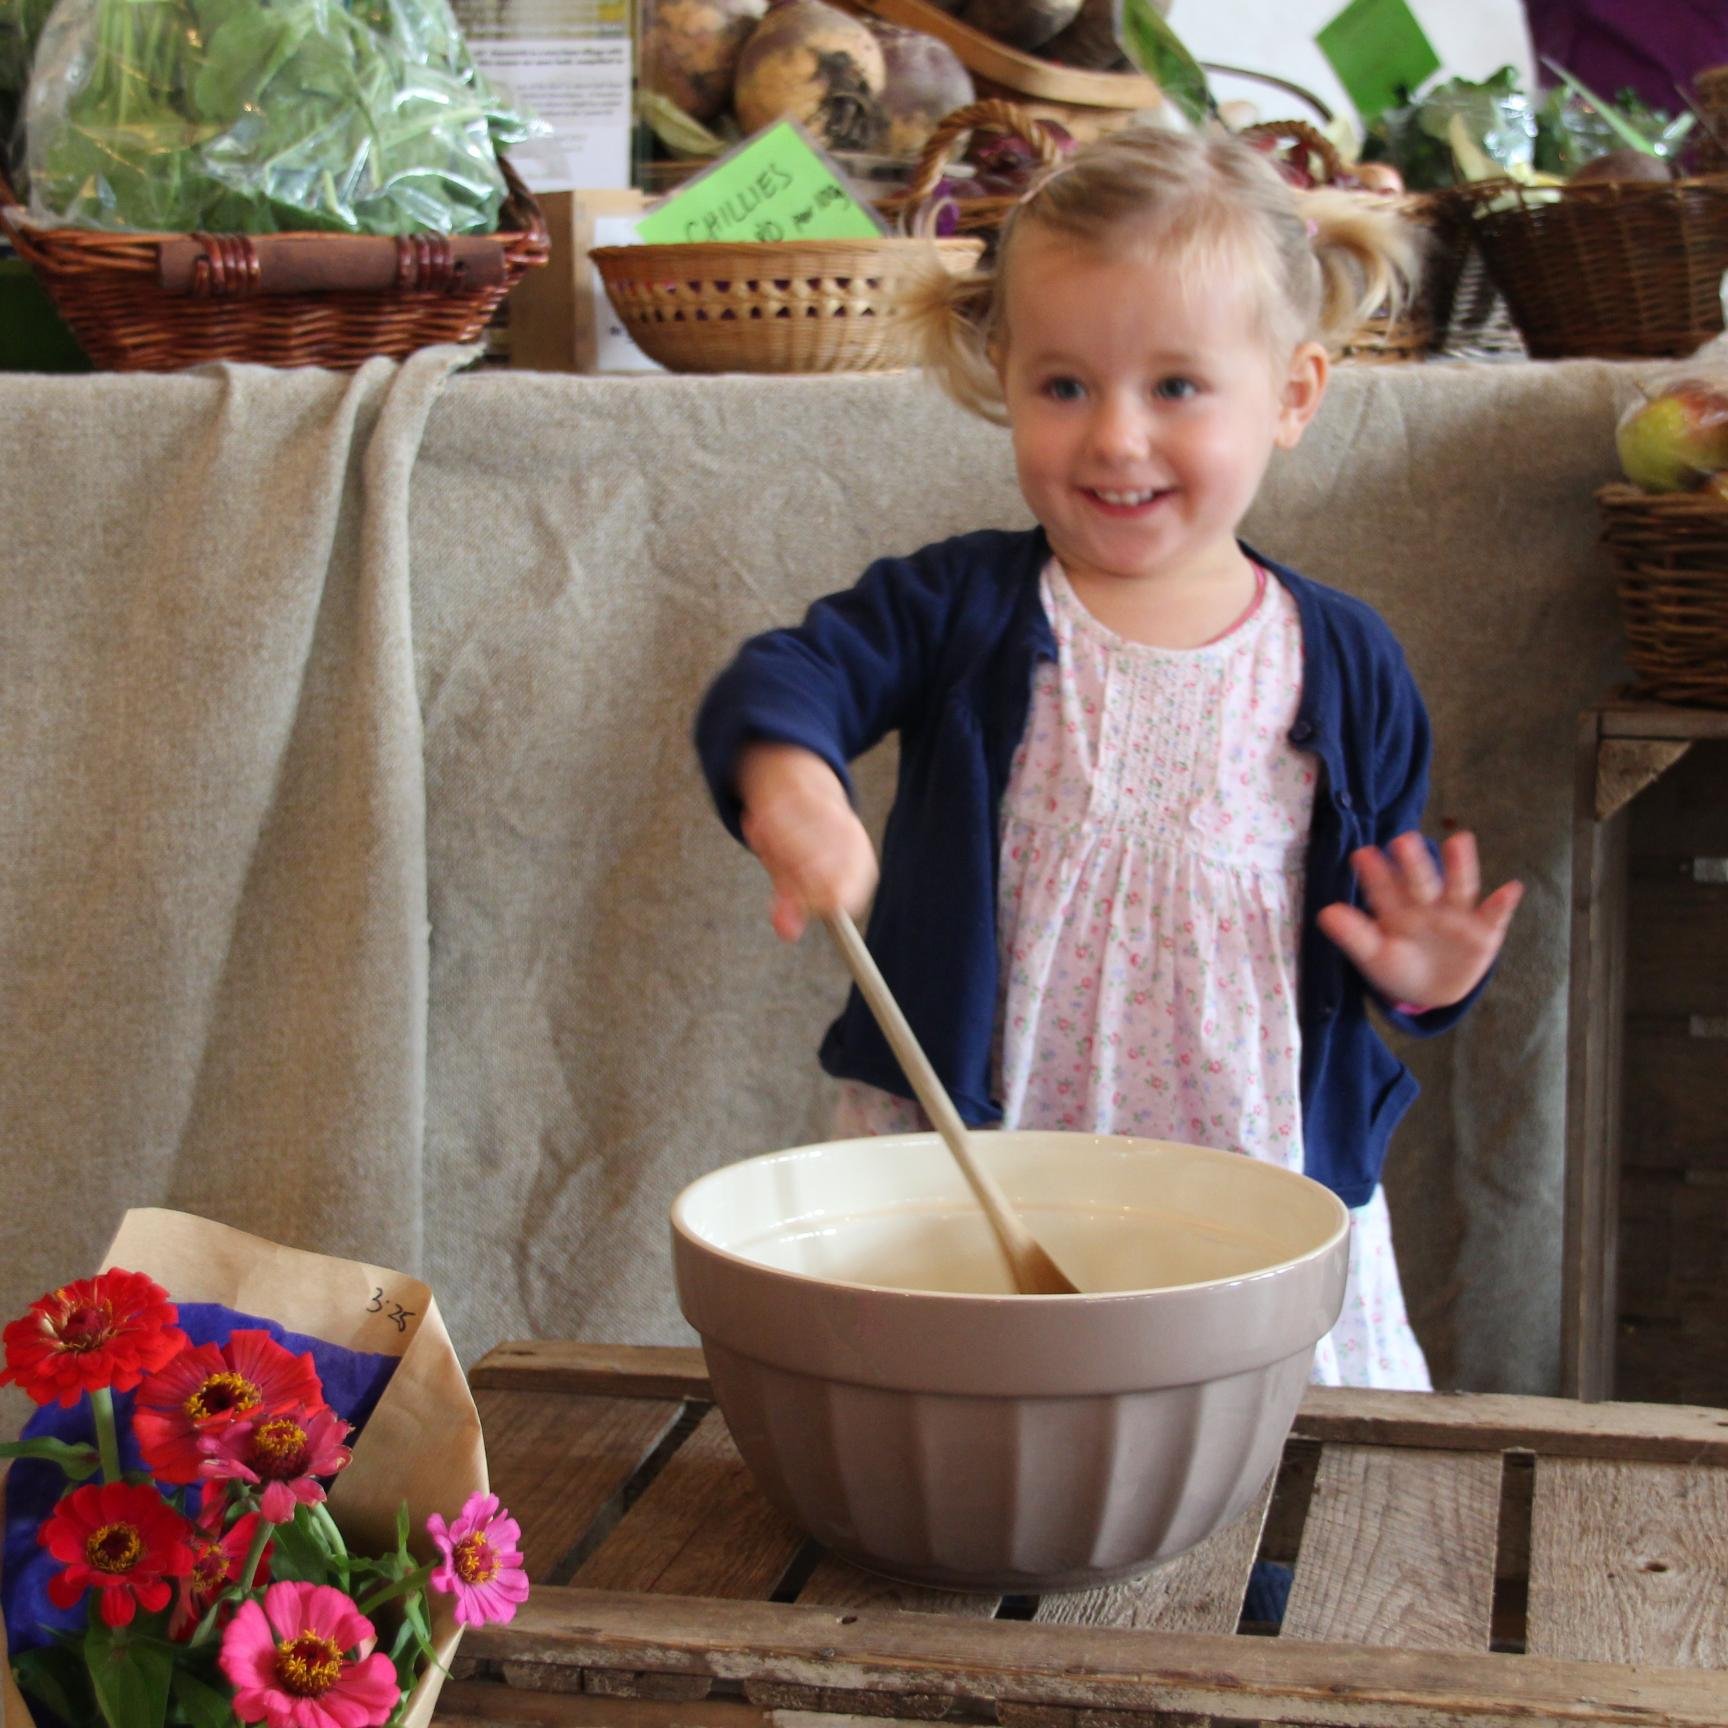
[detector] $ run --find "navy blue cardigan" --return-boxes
[696,526,1475,1207]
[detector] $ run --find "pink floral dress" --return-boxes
[836,559,1432,1391]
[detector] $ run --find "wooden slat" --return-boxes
[1527,1456,1728,1669]
[1032,1474,1273,1632]
[1599,702,1728,743]
[575,1407,805,1599]
[474,1387,682,1583]
[797,1550,1001,1618]
[1293,1387,1728,1463]
[472,1341,712,1400]
[1625,876,1728,1017]
[1622,1020,1728,1173]
[478,1345,1728,1461]
[1281,1445,1499,1651]
[462,1585,1728,1726]
[1566,704,1629,1402]
[439,1676,952,1727]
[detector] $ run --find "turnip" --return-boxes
[643,0,767,124]
[734,0,888,152]
[871,23,974,157]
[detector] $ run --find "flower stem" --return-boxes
[89,1388,122,1484]
[356,1562,433,1618]
[237,1516,273,1596]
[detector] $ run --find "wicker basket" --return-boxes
[589,237,984,373]
[1453,177,1728,360]
[1598,482,1728,707]
[877,100,1067,245]
[0,162,549,371]
[1239,120,1467,362]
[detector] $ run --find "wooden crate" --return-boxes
[440,1340,1728,1728]
[1564,698,1728,1404]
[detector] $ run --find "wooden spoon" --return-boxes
[824,909,1080,1297]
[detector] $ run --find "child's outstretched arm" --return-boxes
[737,743,878,942]
[1317,831,1522,1011]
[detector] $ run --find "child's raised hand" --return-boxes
[737,742,879,943]
[1316,831,1522,1012]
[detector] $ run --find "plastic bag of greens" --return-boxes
[1365,67,1538,189]
[0,0,56,177]
[1533,83,1692,178]
[23,0,539,234]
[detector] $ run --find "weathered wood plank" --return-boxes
[1281,1446,1499,1652]
[1032,1474,1273,1632]
[574,1407,805,1599]
[462,1585,1728,1725]
[438,1675,960,1726]
[471,1341,711,1400]
[1599,702,1728,743]
[473,1387,682,1583]
[1527,1456,1728,1669]
[796,1551,1000,1619]
[1292,1387,1728,1463]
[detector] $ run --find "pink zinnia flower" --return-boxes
[135,1330,324,1484]
[170,1486,274,1641]
[1,1270,186,1406]
[39,1480,195,1627]
[220,1581,400,1728]
[427,1493,529,1627]
[200,1405,352,1523]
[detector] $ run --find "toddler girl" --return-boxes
[695,126,1521,1391]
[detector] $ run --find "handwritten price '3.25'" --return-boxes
[366,1289,416,1333]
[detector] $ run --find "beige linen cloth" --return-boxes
[0,354,1633,1415]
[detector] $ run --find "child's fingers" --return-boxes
[1388,831,1442,904]
[1440,830,1481,906]
[1349,844,1402,922]
[1316,900,1383,970]
[1477,878,1524,942]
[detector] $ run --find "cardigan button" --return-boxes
[1337,790,1353,811]
[1289,719,1314,742]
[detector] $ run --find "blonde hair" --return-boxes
[904,124,1422,425]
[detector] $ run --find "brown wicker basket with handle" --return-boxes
[876,100,1067,242]
[1597,482,1728,708]
[1453,176,1728,360]
[590,236,984,373]
[0,160,549,371]
[1238,119,1468,362]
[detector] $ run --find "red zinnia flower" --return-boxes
[170,1487,274,1641]
[39,1480,196,1627]
[1,1270,187,1407]
[135,1330,324,1485]
[200,1406,352,1524]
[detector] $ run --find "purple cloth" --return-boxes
[2,1303,397,1662]
[1524,0,1728,114]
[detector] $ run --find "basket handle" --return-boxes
[1239,119,1348,186]
[900,99,1068,205]
[157,231,507,297]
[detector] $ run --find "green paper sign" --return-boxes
[1316,0,1441,122]
[635,119,885,246]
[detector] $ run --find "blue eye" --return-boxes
[1042,376,1085,402]
[1154,376,1198,401]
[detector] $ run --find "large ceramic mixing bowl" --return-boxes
[671,1131,1349,1592]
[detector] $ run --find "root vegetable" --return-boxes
[1042,0,1127,71]
[734,0,888,152]
[871,23,974,157]
[959,0,1081,53]
[644,0,767,124]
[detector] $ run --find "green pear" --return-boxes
[1617,384,1728,492]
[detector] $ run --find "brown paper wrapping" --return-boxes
[1,1208,487,1728]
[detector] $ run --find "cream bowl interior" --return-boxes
[672,1131,1350,1593]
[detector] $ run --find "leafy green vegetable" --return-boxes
[1363,65,1537,189]
[20,0,537,232]
[1532,70,1693,174]
[1113,0,1214,129]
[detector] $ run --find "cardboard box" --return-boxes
[506,187,661,374]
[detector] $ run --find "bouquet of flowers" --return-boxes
[0,1210,526,1728]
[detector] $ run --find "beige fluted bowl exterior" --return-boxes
[671,1131,1350,1593]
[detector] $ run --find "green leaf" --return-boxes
[1541,58,1661,154]
[14,1639,97,1723]
[171,1668,236,1728]
[0,1435,102,1478]
[1112,0,1212,126]
[85,1622,173,1728]
[266,1508,332,1583]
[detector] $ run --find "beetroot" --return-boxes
[871,23,975,157]
[959,0,1081,53]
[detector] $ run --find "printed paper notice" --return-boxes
[469,37,633,192]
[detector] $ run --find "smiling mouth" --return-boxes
[1084,486,1171,510]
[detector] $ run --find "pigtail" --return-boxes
[899,251,1007,425]
[1295,187,1423,351]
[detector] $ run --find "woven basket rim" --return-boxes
[1597,481,1728,510]
[1453,173,1728,211]
[591,236,985,263]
